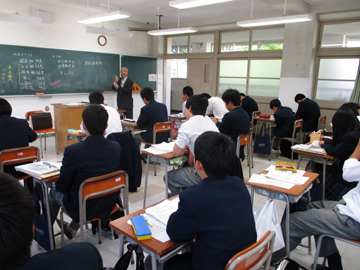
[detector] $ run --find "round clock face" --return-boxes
[98,35,107,46]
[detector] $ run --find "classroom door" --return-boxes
[187,58,216,96]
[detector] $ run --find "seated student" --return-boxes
[272,138,360,270]
[0,173,104,270]
[49,104,121,239]
[270,99,296,138]
[315,107,360,201]
[182,86,193,115]
[294,93,321,133]
[80,91,122,137]
[240,93,258,122]
[339,102,360,116]
[199,93,228,122]
[134,87,169,144]
[212,89,250,159]
[166,95,219,196]
[147,132,257,270]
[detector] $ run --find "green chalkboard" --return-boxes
[121,55,157,91]
[0,44,119,95]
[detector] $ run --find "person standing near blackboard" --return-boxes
[112,67,134,119]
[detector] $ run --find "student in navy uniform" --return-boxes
[270,99,296,138]
[134,87,169,144]
[212,89,250,160]
[146,132,256,270]
[294,93,321,133]
[181,86,194,115]
[240,93,258,122]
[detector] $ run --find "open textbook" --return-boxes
[291,144,326,155]
[144,142,175,155]
[15,161,62,177]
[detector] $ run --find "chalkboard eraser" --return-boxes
[103,90,114,93]
[36,93,45,95]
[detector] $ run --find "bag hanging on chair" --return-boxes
[253,123,271,155]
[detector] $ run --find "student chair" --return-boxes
[272,119,303,161]
[26,110,58,158]
[251,111,261,135]
[226,230,275,270]
[236,133,252,178]
[59,170,129,246]
[318,116,326,130]
[312,234,360,270]
[140,121,173,176]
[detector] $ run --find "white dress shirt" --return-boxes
[338,158,360,223]
[205,97,228,122]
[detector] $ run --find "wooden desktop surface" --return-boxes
[245,170,319,197]
[121,120,140,128]
[292,148,334,160]
[109,198,182,256]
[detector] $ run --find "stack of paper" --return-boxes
[249,170,309,189]
[15,161,62,177]
[145,142,175,155]
[291,144,326,155]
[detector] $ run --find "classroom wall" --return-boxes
[0,0,154,120]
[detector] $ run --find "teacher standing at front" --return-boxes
[112,67,134,119]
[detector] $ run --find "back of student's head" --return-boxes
[0,98,12,116]
[140,87,154,101]
[0,173,35,270]
[182,86,193,97]
[199,93,211,100]
[185,94,208,116]
[294,93,306,103]
[339,102,360,116]
[195,131,235,179]
[88,91,104,105]
[239,93,246,97]
[222,89,240,106]
[332,107,360,146]
[270,99,281,109]
[82,104,108,135]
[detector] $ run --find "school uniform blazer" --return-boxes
[112,76,134,110]
[55,135,121,223]
[137,100,169,144]
[241,96,258,121]
[273,106,296,138]
[167,176,257,270]
[295,98,320,132]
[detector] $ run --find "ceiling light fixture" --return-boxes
[78,10,130,24]
[237,0,312,27]
[0,12,42,26]
[169,0,234,9]
[86,26,133,39]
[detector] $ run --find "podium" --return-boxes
[52,103,87,152]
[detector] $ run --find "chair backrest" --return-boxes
[291,119,303,144]
[153,121,173,144]
[318,116,326,130]
[79,170,129,221]
[252,111,261,122]
[236,133,251,159]
[0,146,40,172]
[226,231,276,270]
[25,110,44,121]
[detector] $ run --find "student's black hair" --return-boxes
[0,98,12,116]
[194,131,235,179]
[270,99,281,109]
[185,94,209,116]
[294,93,306,103]
[88,91,105,105]
[140,87,154,101]
[239,93,246,97]
[0,173,35,270]
[182,86,193,97]
[332,107,360,146]
[222,89,241,106]
[82,104,108,135]
[199,93,211,99]
[339,102,360,116]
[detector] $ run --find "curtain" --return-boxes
[350,59,360,104]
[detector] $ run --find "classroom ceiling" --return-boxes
[30,0,356,27]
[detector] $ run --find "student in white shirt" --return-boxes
[166,95,219,196]
[272,138,360,270]
[199,93,228,122]
[80,91,122,138]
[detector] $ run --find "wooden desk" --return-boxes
[52,103,87,152]
[109,199,190,270]
[121,120,141,136]
[65,131,86,146]
[117,109,126,119]
[292,148,334,200]
[245,170,318,258]
[168,114,186,126]
[253,117,276,161]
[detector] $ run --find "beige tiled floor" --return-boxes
[29,135,360,269]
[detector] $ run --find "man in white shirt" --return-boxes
[199,93,228,122]
[80,91,122,138]
[272,139,360,270]
[167,94,219,196]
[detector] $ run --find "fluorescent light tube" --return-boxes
[169,0,234,9]
[86,26,133,39]
[0,12,42,26]
[148,27,198,36]
[78,10,131,24]
[237,14,312,27]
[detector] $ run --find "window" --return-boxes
[221,31,250,52]
[321,21,360,48]
[251,28,284,51]
[190,34,214,53]
[171,59,187,79]
[167,36,188,54]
